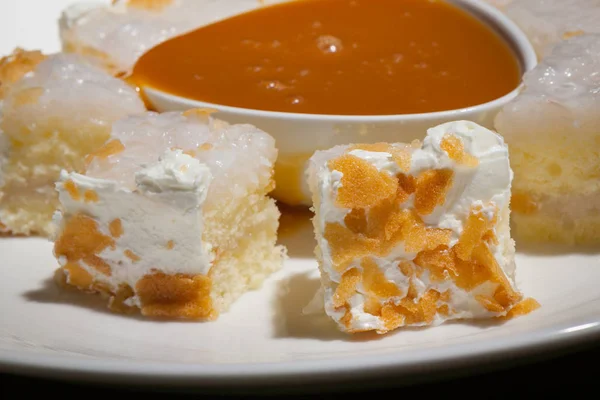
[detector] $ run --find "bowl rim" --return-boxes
[144,0,538,122]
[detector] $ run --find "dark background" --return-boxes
[1,341,598,398]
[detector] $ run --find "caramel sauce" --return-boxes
[132,0,521,115]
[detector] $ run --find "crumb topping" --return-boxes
[120,0,173,12]
[0,48,46,99]
[109,219,123,238]
[84,190,99,203]
[136,272,215,319]
[440,134,479,167]
[323,144,530,333]
[124,249,141,263]
[329,154,398,209]
[55,214,116,277]
[85,139,125,166]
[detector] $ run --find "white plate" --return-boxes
[1,0,600,388]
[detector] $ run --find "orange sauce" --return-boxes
[132,0,521,115]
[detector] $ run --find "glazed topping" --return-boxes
[132,0,521,115]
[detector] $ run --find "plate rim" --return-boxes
[2,314,599,386]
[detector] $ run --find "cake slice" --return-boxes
[0,49,145,236]
[495,34,600,245]
[60,0,287,75]
[308,121,538,334]
[52,109,286,319]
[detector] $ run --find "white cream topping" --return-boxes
[312,121,517,332]
[54,149,214,306]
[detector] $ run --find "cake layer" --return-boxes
[0,50,145,236]
[54,110,285,319]
[495,34,600,245]
[309,121,538,334]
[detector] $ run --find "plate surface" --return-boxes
[1,0,600,387]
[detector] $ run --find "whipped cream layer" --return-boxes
[309,120,526,333]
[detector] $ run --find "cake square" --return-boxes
[308,120,538,334]
[0,49,145,236]
[495,34,600,245]
[52,109,286,319]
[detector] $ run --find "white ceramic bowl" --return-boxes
[143,0,537,206]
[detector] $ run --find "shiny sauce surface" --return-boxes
[132,0,521,115]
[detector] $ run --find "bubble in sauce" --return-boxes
[316,35,343,54]
[287,95,305,105]
[260,80,288,91]
[247,65,264,73]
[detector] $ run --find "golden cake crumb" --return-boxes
[340,304,354,328]
[123,0,173,11]
[344,208,368,234]
[364,295,382,316]
[380,303,405,332]
[85,139,125,165]
[362,257,402,298]
[392,174,416,207]
[349,143,391,153]
[440,134,479,167]
[476,294,505,313]
[166,240,175,250]
[324,222,380,271]
[108,285,137,314]
[501,298,541,320]
[63,180,81,201]
[182,149,195,158]
[562,30,585,40]
[333,268,362,308]
[414,169,454,215]
[329,154,398,209]
[390,148,412,172]
[399,261,414,276]
[0,48,46,99]
[55,213,116,276]
[199,143,213,151]
[183,107,218,119]
[511,192,538,215]
[84,190,99,203]
[124,249,141,262]
[109,219,123,238]
[136,273,215,319]
[437,304,450,316]
[414,246,457,282]
[63,262,94,289]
